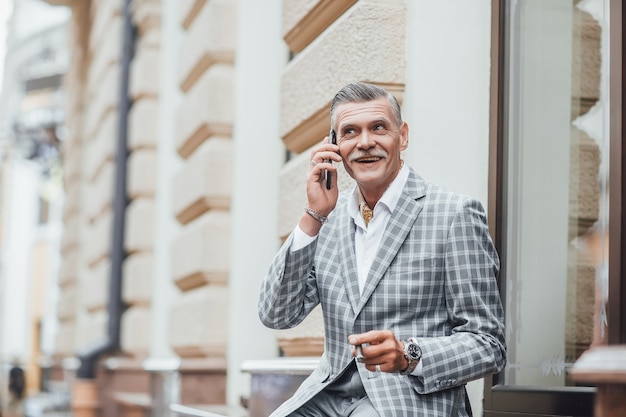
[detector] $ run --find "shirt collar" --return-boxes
[348,163,410,218]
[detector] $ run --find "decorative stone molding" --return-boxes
[57,285,76,321]
[61,214,79,252]
[63,146,82,185]
[129,100,159,150]
[276,306,325,357]
[84,211,112,268]
[175,65,234,158]
[180,0,207,30]
[130,49,160,101]
[41,0,73,5]
[172,138,232,225]
[125,199,156,254]
[280,0,406,151]
[58,250,78,286]
[171,211,230,290]
[86,162,114,223]
[282,82,404,154]
[121,307,151,356]
[87,18,122,97]
[84,112,117,182]
[178,0,236,93]
[83,259,110,312]
[283,0,357,54]
[123,253,154,306]
[128,150,157,199]
[169,286,229,357]
[89,0,122,56]
[278,338,325,358]
[569,128,601,226]
[84,68,119,141]
[132,0,162,37]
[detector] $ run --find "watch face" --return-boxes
[407,343,421,360]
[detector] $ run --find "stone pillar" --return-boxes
[569,345,626,417]
[227,0,285,406]
[144,358,181,417]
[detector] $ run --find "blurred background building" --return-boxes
[0,0,623,417]
[0,0,69,403]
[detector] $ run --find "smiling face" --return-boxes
[333,97,409,203]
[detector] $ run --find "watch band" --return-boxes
[400,338,422,375]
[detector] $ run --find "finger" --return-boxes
[349,330,389,346]
[311,150,342,164]
[360,344,391,364]
[365,362,384,373]
[354,345,365,362]
[309,164,336,183]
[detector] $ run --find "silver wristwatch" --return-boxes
[400,338,422,375]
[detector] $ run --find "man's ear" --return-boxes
[399,122,409,151]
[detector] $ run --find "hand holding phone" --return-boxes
[325,129,336,190]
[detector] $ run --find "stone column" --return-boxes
[227,0,286,407]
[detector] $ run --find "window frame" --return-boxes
[485,0,625,415]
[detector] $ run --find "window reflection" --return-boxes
[504,0,609,387]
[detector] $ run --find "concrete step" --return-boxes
[170,403,248,417]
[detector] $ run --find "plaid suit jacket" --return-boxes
[259,169,506,417]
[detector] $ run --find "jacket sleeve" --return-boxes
[258,231,321,329]
[411,197,507,394]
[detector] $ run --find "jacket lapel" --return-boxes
[355,169,426,313]
[338,206,361,314]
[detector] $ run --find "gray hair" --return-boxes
[330,82,403,128]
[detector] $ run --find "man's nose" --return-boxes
[357,131,375,148]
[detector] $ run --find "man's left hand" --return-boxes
[348,330,408,373]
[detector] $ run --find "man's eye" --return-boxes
[373,125,387,133]
[343,129,357,138]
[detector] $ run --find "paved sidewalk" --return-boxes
[24,391,72,417]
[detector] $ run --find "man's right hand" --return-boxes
[300,136,342,236]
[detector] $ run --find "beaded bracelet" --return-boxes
[304,207,328,224]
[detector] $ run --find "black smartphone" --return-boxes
[325,129,336,190]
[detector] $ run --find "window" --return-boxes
[484,0,625,415]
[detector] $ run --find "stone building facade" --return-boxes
[43,0,498,415]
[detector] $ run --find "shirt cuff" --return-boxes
[411,360,423,377]
[290,224,318,252]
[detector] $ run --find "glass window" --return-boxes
[502,0,609,388]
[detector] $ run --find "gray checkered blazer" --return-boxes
[259,169,506,417]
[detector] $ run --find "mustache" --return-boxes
[348,149,388,162]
